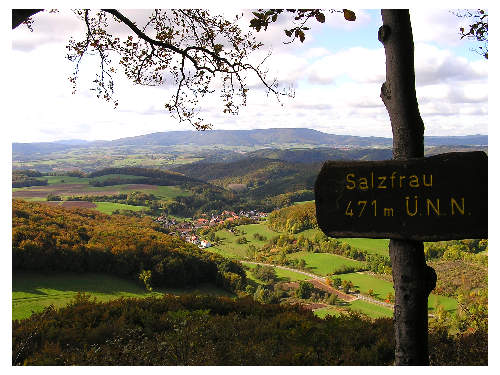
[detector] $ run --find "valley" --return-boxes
[11,128,488,365]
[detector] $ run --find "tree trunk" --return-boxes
[379,9,437,365]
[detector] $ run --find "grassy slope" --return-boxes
[243,262,311,283]
[299,228,389,256]
[288,251,365,276]
[314,300,394,320]
[94,202,147,215]
[12,272,233,321]
[334,272,457,313]
[338,238,390,257]
[209,223,280,259]
[209,223,458,314]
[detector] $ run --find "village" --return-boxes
[154,209,268,249]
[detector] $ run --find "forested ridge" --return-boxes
[12,200,245,292]
[173,157,319,199]
[13,170,48,188]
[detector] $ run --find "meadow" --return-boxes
[314,299,394,319]
[333,272,457,313]
[207,222,458,315]
[243,262,312,283]
[210,223,280,259]
[298,228,390,256]
[287,251,365,276]
[12,272,233,321]
[93,202,147,215]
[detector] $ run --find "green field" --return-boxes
[314,300,393,319]
[45,176,90,184]
[338,238,390,256]
[210,223,280,259]
[314,307,343,318]
[296,228,390,257]
[334,272,395,299]
[294,200,314,205]
[288,251,365,276]
[90,174,148,182]
[150,185,192,200]
[94,202,148,215]
[428,293,458,314]
[12,272,233,321]
[348,299,394,318]
[243,262,311,283]
[334,272,457,313]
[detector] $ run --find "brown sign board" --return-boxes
[314,152,487,241]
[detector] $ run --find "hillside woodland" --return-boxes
[13,200,245,292]
[13,291,487,365]
[12,200,488,365]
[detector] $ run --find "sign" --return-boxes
[314,152,487,241]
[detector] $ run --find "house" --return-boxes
[199,240,212,249]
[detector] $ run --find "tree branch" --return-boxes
[12,9,43,29]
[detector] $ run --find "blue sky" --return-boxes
[8,6,488,142]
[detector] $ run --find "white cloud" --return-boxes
[414,43,487,85]
[305,47,385,85]
[410,8,473,47]
[322,9,373,31]
[9,8,488,143]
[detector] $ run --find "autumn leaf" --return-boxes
[315,12,325,23]
[343,9,356,22]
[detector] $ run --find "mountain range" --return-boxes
[13,128,488,155]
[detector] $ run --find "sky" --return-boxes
[8,4,489,143]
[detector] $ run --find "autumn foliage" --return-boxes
[12,200,245,292]
[13,293,395,365]
[267,202,317,233]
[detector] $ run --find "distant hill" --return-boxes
[103,128,393,147]
[12,142,76,155]
[13,128,487,156]
[245,148,394,163]
[173,157,321,199]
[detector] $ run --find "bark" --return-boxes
[379,9,437,365]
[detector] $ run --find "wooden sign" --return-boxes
[314,152,487,241]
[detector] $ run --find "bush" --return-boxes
[251,265,277,284]
[296,281,314,299]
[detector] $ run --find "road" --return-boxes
[241,260,389,305]
[241,260,438,317]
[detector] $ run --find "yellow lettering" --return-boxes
[345,200,354,216]
[346,173,356,190]
[409,175,420,188]
[384,207,394,216]
[390,172,397,188]
[422,174,433,187]
[377,176,387,189]
[359,177,369,190]
[405,196,418,216]
[426,198,440,216]
[358,201,367,217]
[451,197,465,215]
[399,175,406,188]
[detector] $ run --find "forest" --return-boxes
[13,200,245,293]
[13,291,486,365]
